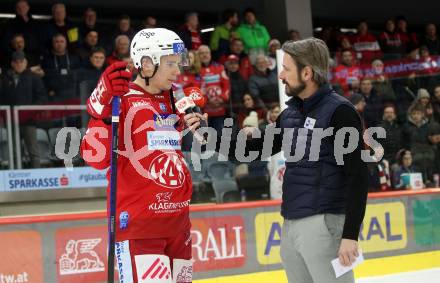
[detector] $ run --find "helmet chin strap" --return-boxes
[138,64,159,86]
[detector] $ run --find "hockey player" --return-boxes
[81,28,196,283]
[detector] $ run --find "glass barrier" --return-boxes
[13,105,87,170]
[0,106,13,170]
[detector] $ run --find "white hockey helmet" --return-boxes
[130,28,189,69]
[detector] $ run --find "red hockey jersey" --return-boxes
[80,82,192,241]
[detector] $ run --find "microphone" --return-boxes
[183,87,208,129]
[171,85,208,142]
[172,85,197,115]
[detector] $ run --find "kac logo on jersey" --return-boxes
[119,211,129,230]
[149,152,186,189]
[159,103,167,112]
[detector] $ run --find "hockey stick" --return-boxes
[108,97,120,283]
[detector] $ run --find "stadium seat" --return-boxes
[212,179,240,203]
[36,128,52,167]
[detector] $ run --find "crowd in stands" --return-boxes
[0,0,440,196]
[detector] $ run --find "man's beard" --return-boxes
[283,79,306,97]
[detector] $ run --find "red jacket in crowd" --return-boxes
[332,64,362,97]
[200,62,230,117]
[175,71,202,89]
[350,33,382,65]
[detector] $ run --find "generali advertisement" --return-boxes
[0,216,247,282]
[191,215,247,272]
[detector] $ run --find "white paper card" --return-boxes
[331,250,364,278]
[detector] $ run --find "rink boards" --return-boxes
[0,189,439,283]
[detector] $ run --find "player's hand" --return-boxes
[338,239,359,266]
[86,61,132,119]
[184,113,208,134]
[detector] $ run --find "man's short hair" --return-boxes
[52,33,66,40]
[222,9,237,23]
[90,46,106,57]
[119,14,130,21]
[11,33,24,41]
[383,103,396,112]
[409,104,425,114]
[51,2,65,14]
[84,7,96,15]
[243,7,256,16]
[282,37,330,86]
[185,12,198,22]
[114,34,129,46]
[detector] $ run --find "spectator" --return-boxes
[79,8,101,39]
[351,21,381,65]
[392,149,422,189]
[378,105,404,164]
[287,29,301,42]
[317,26,340,52]
[433,85,440,122]
[428,122,440,182]
[379,19,405,60]
[418,46,440,90]
[403,104,436,181]
[77,30,99,64]
[0,51,47,168]
[7,34,44,77]
[359,77,383,127]
[332,49,362,97]
[420,23,440,55]
[1,0,41,60]
[411,88,434,120]
[142,16,157,28]
[335,36,357,66]
[260,103,281,131]
[219,38,253,80]
[198,45,230,135]
[236,7,270,56]
[348,93,366,123]
[396,16,418,54]
[42,33,80,103]
[267,39,281,71]
[367,145,391,192]
[248,54,279,105]
[78,47,106,84]
[393,60,420,123]
[113,14,135,41]
[265,103,283,201]
[176,50,202,152]
[175,50,201,89]
[178,12,202,51]
[210,9,239,59]
[224,54,248,115]
[43,3,79,52]
[371,59,396,102]
[106,35,130,66]
[237,93,266,128]
[78,47,106,127]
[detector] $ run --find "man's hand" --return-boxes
[242,126,257,138]
[183,113,208,134]
[86,61,132,119]
[338,239,359,266]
